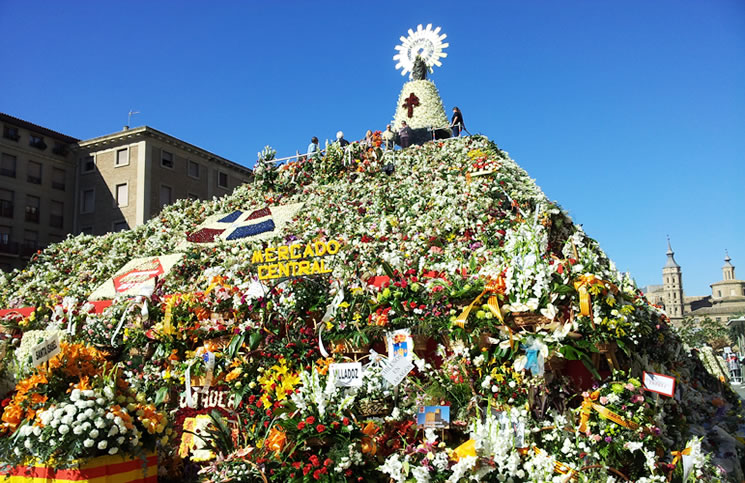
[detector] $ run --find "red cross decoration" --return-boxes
[402,93,420,118]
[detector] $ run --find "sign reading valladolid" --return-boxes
[182,203,304,247]
[88,254,184,300]
[251,240,340,281]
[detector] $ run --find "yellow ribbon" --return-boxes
[204,276,228,297]
[455,277,505,329]
[532,447,577,478]
[161,295,179,336]
[573,275,620,319]
[670,447,691,468]
[577,392,639,433]
[452,439,476,462]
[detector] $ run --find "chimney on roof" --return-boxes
[122,126,129,131]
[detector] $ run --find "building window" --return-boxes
[115,148,129,167]
[2,126,19,141]
[29,135,46,150]
[52,168,66,190]
[112,221,128,232]
[81,155,95,173]
[188,160,200,179]
[22,230,38,251]
[161,150,174,169]
[52,142,68,157]
[115,183,128,207]
[49,201,64,228]
[80,189,95,214]
[717,290,722,297]
[0,189,13,218]
[27,161,42,184]
[25,195,40,223]
[81,226,93,235]
[217,171,228,189]
[1,153,16,178]
[159,185,172,207]
[0,226,10,246]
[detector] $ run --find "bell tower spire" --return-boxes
[662,236,685,322]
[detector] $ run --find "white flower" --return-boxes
[90,428,100,438]
[97,440,108,450]
[108,447,119,455]
[94,418,106,429]
[58,424,70,435]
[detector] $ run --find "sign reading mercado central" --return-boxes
[251,240,340,281]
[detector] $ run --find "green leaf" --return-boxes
[249,331,262,350]
[154,386,169,406]
[382,261,395,279]
[227,333,245,359]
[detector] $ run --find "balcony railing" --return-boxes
[52,181,65,190]
[0,200,13,218]
[20,242,38,257]
[0,168,15,178]
[0,241,19,255]
[27,175,41,184]
[25,208,39,223]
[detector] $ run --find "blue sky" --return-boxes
[1,0,743,296]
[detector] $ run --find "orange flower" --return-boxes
[265,425,286,453]
[315,358,334,376]
[225,367,242,382]
[1,404,22,429]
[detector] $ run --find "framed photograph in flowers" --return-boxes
[386,329,413,361]
[417,405,450,429]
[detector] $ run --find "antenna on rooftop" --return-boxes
[125,110,140,130]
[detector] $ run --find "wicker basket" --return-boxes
[509,312,550,331]
[358,398,392,417]
[331,340,370,359]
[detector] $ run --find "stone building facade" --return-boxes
[75,126,251,235]
[0,113,252,271]
[0,113,78,271]
[644,241,745,324]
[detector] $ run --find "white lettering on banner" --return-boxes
[330,362,363,387]
[642,371,676,397]
[31,333,61,367]
[178,387,239,410]
[381,356,414,387]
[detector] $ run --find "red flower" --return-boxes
[309,455,320,467]
[316,424,326,433]
[305,416,315,425]
[292,462,303,469]
[303,465,312,476]
[342,417,350,426]
[313,469,323,480]
[324,458,333,467]
[297,421,306,430]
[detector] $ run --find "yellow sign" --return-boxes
[252,240,340,281]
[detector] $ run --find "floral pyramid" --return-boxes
[0,136,741,482]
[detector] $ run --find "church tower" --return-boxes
[722,251,735,281]
[662,237,685,322]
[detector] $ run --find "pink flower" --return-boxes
[625,383,634,391]
[592,434,602,442]
[599,396,609,405]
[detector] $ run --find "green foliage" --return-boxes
[675,317,731,349]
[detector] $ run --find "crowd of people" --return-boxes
[305,106,468,156]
